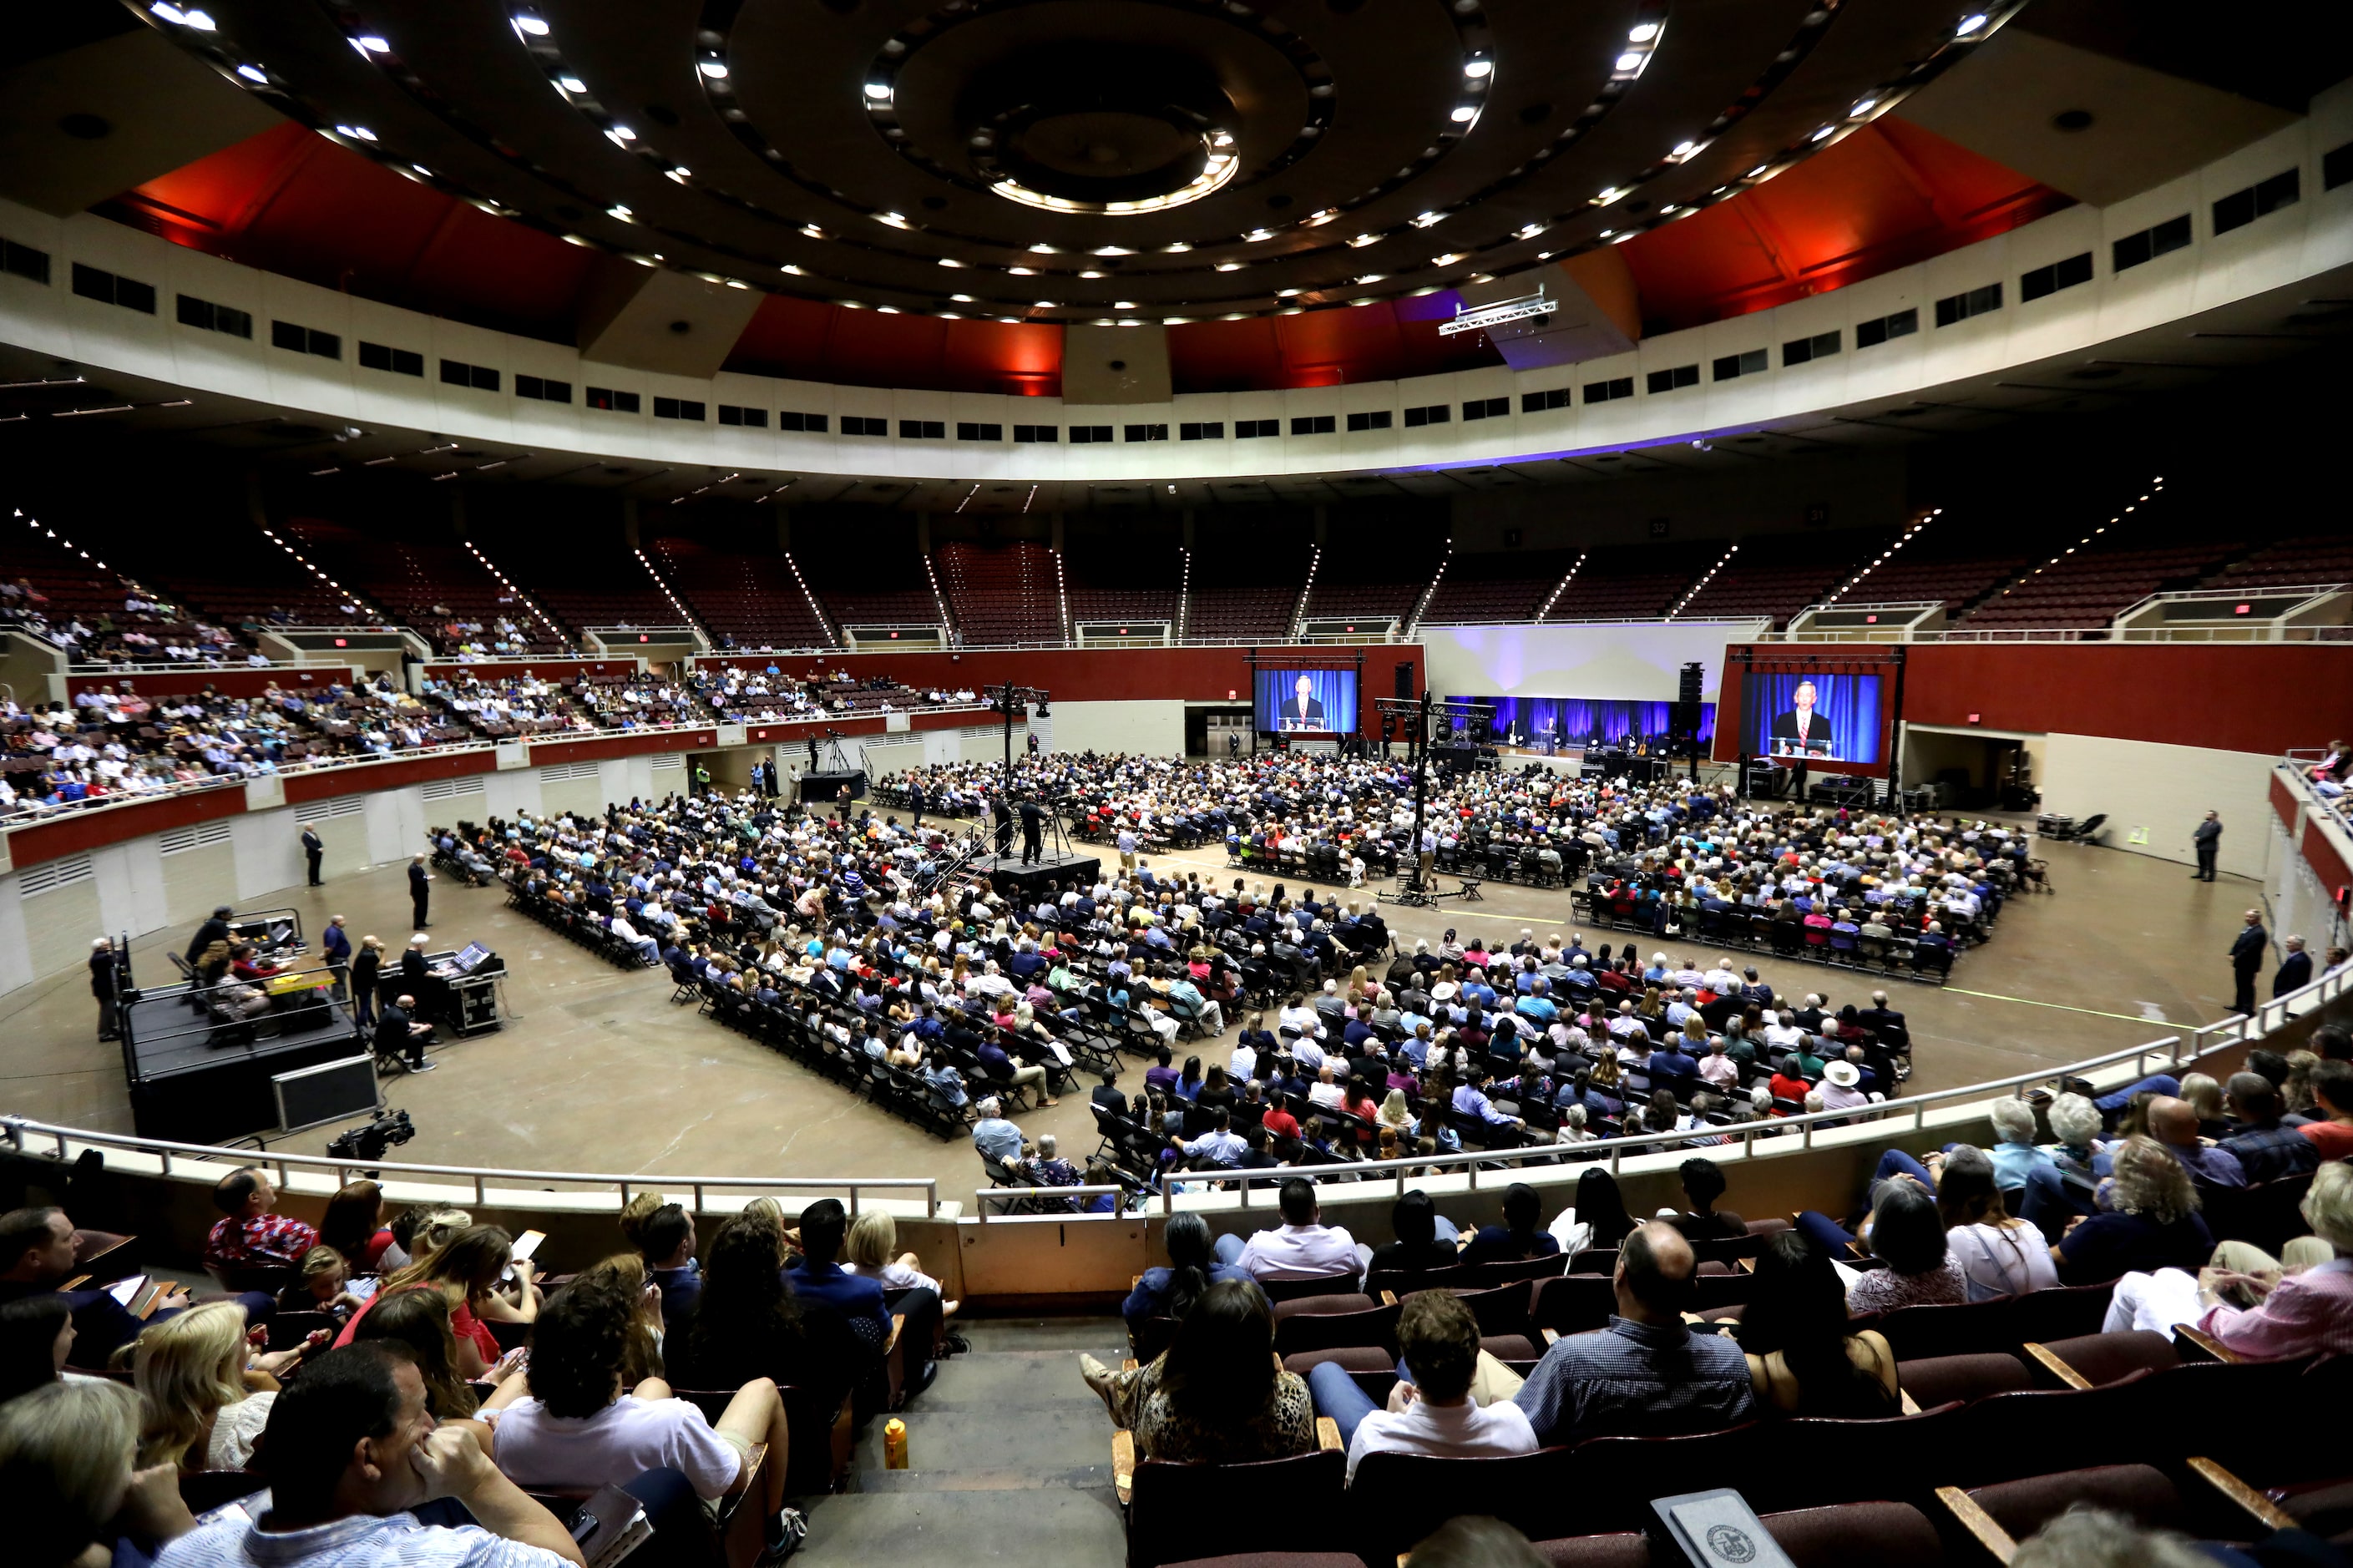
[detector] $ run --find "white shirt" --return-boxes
[1344,1393,1540,1482]
[159,1508,568,1568]
[1948,1219,2059,1300]
[1237,1222,1361,1283]
[488,1393,742,1500]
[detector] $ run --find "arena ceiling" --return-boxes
[5,0,2344,398]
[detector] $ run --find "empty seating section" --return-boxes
[1823,548,2032,619]
[1960,539,2237,630]
[1546,544,1713,621]
[1674,534,1876,627]
[1419,549,1574,625]
[1303,517,1444,625]
[488,539,677,636]
[797,529,941,635]
[648,537,832,651]
[1063,533,1182,629]
[282,519,567,656]
[937,539,1061,644]
[2202,533,2353,591]
[1187,516,1310,640]
[122,524,363,634]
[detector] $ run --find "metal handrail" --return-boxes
[0,1116,940,1217]
[974,1184,1136,1219]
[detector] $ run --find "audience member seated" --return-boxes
[1842,1181,1967,1314]
[1367,1191,1465,1276]
[1938,1144,2062,1300]
[635,1204,702,1339]
[788,1199,939,1401]
[1459,1182,1562,1265]
[0,1206,194,1369]
[1550,1168,1638,1257]
[1214,1178,1365,1284]
[1664,1157,1748,1242]
[1307,1289,1540,1479]
[1078,1279,1313,1463]
[675,1210,866,1418]
[154,1343,586,1568]
[203,1166,319,1277]
[1124,1213,1257,1342]
[1511,1222,1755,1444]
[347,1287,484,1422]
[2218,1072,2321,1184]
[478,1273,792,1535]
[1728,1229,1898,1417]
[316,1180,397,1274]
[2,1378,198,1568]
[2098,1159,2353,1356]
[131,1301,305,1473]
[2052,1135,2215,1286]
[335,1225,539,1381]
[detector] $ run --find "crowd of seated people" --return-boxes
[689,664,974,725]
[419,670,597,741]
[425,602,545,660]
[880,751,2022,980]
[570,675,710,730]
[0,576,258,668]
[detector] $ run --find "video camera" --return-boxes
[327,1109,416,1163]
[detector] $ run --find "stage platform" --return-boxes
[974,849,1103,900]
[120,983,367,1143]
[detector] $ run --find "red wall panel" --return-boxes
[281,751,498,803]
[527,731,716,766]
[2275,772,2301,835]
[9,786,245,870]
[66,668,350,699]
[2303,818,2351,902]
[422,660,640,680]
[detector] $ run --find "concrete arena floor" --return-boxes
[0,812,2270,1196]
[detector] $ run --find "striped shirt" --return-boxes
[1513,1315,1756,1445]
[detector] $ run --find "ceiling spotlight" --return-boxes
[1616,52,1643,70]
[607,124,637,143]
[512,13,549,36]
[780,263,804,275]
[1349,232,1380,247]
[876,211,909,227]
[938,256,963,267]
[863,81,892,99]
[667,165,691,182]
[1956,13,1988,37]
[235,63,267,82]
[698,59,729,78]
[1850,97,1878,117]
[1518,222,1544,238]
[1009,265,1036,275]
[1413,210,1446,227]
[1162,241,1192,252]
[1212,131,1235,148]
[1094,245,1133,255]
[335,124,377,141]
[1464,58,1493,78]
[1034,301,1057,309]
[1245,228,1276,241]
[1671,139,1698,159]
[148,3,185,19]
[1080,270,1106,278]
[1450,104,1477,122]
[1214,261,1244,271]
[606,204,634,221]
[1810,124,1835,141]
[180,8,215,28]
[1627,21,1660,42]
[1029,243,1058,253]
[357,34,389,53]
[1595,186,1626,205]
[558,74,585,92]
[1277,287,1303,296]
[1430,252,1462,266]
[1115,301,1137,309]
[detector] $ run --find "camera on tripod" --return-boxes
[327,1109,415,1163]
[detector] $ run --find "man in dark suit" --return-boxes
[2275,934,2314,998]
[2192,811,2221,882]
[908,781,924,828]
[186,905,234,967]
[1019,797,1045,866]
[992,794,1014,856]
[375,994,433,1072]
[1281,674,1325,730]
[2229,909,2269,1015]
[300,822,325,887]
[1768,680,1829,754]
[408,854,432,929]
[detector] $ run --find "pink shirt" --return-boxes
[2197,1257,2353,1361]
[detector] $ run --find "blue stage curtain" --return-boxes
[1446,695,1714,746]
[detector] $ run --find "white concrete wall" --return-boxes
[1045,700,1187,757]
[2037,732,2276,878]
[1420,621,1752,705]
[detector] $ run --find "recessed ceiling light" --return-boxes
[1215,261,1244,271]
[1850,98,1878,118]
[1956,13,1988,38]
[1627,22,1659,42]
[179,8,215,28]
[724,279,748,290]
[1080,270,1106,278]
[667,166,691,182]
[1009,266,1036,275]
[1162,241,1192,253]
[863,81,892,99]
[1094,245,1132,255]
[235,63,267,82]
[938,256,962,267]
[606,205,633,221]
[1595,186,1625,204]
[1245,228,1276,241]
[1464,58,1492,78]
[1518,222,1544,238]
[336,124,377,141]
[1035,301,1057,308]
[780,263,804,275]
[1413,210,1446,227]
[1430,253,1462,266]
[877,306,899,313]
[1349,232,1380,247]
[357,35,389,53]
[1115,301,1137,309]
[1671,139,1698,159]
[607,125,637,143]
[1616,52,1643,70]
[558,75,585,93]
[1277,287,1303,297]
[512,13,548,36]
[698,59,729,78]
[876,211,909,227]
[1450,105,1477,122]
[949,293,974,301]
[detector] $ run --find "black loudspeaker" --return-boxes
[1677,662,1704,705]
[1394,662,1414,699]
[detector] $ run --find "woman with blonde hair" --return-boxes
[133,1302,281,1471]
[3,1378,194,1568]
[381,1205,471,1272]
[617,1191,666,1252]
[2052,1135,2213,1286]
[334,1224,529,1376]
[1376,1088,1413,1137]
[843,1210,960,1318]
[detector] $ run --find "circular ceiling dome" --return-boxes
[962,43,1231,208]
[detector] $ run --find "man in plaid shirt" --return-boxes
[203,1166,320,1272]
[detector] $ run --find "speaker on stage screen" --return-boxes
[1742,671,1883,764]
[1255,669,1358,735]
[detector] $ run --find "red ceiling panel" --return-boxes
[1617,119,2072,331]
[104,115,2063,392]
[111,122,597,342]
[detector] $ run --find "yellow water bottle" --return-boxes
[883,1418,908,1469]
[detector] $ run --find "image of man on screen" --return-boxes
[1769,680,1835,758]
[1283,674,1326,730]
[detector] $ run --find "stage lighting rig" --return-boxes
[1374,690,1495,908]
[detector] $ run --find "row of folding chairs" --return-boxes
[507,885,657,971]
